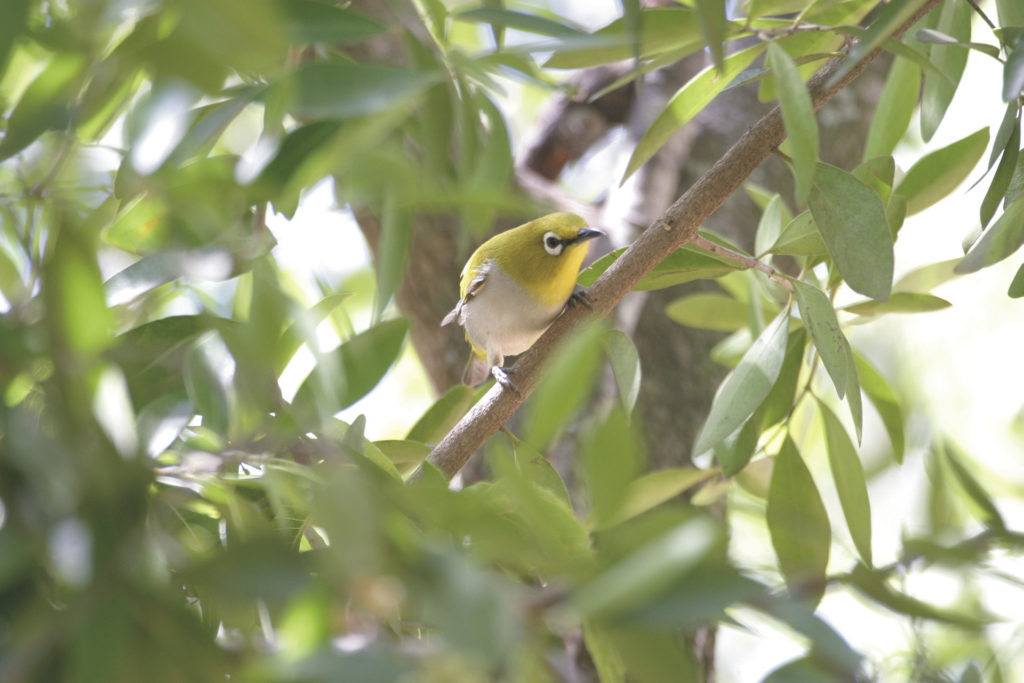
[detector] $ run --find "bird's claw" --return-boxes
[491,366,520,395]
[567,290,592,309]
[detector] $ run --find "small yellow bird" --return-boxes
[442,212,603,388]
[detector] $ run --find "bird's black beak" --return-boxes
[573,228,604,244]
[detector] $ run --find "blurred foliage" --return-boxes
[1,0,1023,681]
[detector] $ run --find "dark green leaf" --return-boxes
[896,127,990,215]
[760,328,807,430]
[523,322,605,449]
[854,354,905,464]
[809,163,893,300]
[623,42,765,182]
[0,0,29,74]
[0,53,85,160]
[843,292,951,316]
[278,63,440,121]
[603,330,642,415]
[956,198,1024,273]
[920,0,970,141]
[1009,263,1024,298]
[767,437,830,605]
[714,406,763,477]
[793,280,849,398]
[818,401,872,566]
[665,293,748,331]
[864,57,920,161]
[694,311,789,454]
[280,0,386,44]
[406,385,475,444]
[763,657,842,683]
[768,41,818,206]
[939,440,1005,530]
[981,120,1020,229]
[990,104,1020,171]
[292,318,409,417]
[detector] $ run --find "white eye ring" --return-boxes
[543,231,564,256]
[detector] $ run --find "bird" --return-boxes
[442,212,603,389]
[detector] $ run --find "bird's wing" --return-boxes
[440,269,488,327]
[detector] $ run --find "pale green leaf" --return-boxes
[793,279,848,398]
[768,41,818,206]
[843,292,951,316]
[854,353,905,464]
[920,0,971,141]
[956,198,1024,273]
[603,329,642,415]
[818,400,872,566]
[665,293,748,332]
[598,468,717,530]
[694,311,789,454]
[406,384,475,444]
[897,127,990,215]
[864,57,921,161]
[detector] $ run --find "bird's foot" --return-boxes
[567,290,592,309]
[491,366,520,395]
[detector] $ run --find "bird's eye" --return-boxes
[543,232,564,256]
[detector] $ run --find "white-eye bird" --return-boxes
[442,212,603,388]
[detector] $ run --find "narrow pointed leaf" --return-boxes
[603,329,642,415]
[1003,39,1024,102]
[920,0,970,141]
[768,41,818,206]
[845,344,863,442]
[818,401,872,566]
[895,127,989,216]
[1009,263,1024,298]
[809,163,893,300]
[981,123,1020,229]
[793,280,849,398]
[843,292,951,316]
[864,57,920,161]
[854,354,905,463]
[623,42,764,182]
[665,293,748,331]
[940,440,1005,531]
[829,0,931,86]
[694,311,789,454]
[767,437,830,605]
[695,0,727,72]
[956,198,1024,273]
[406,384,475,444]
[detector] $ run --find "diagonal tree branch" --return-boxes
[418,0,942,481]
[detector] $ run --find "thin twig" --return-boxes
[965,0,996,31]
[415,0,943,482]
[692,235,794,292]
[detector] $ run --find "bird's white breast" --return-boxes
[460,261,565,363]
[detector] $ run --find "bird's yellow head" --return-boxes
[482,212,603,307]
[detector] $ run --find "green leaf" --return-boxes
[853,155,896,205]
[920,0,971,141]
[755,194,788,258]
[104,248,237,307]
[1006,39,1024,102]
[280,0,386,44]
[760,328,807,430]
[767,437,830,605]
[714,406,763,477]
[848,563,988,627]
[767,41,818,206]
[818,401,872,566]
[764,657,843,683]
[990,103,1020,171]
[1009,263,1024,298]
[0,0,29,74]
[956,198,1024,273]
[809,162,893,300]
[665,293,748,332]
[292,318,409,417]
[374,192,412,320]
[543,7,703,70]
[695,0,727,72]
[997,0,1024,25]
[184,331,236,437]
[406,385,475,445]
[893,258,961,293]
[981,121,1020,229]
[622,42,765,182]
[581,408,643,528]
[793,279,849,398]
[47,229,112,355]
[523,322,605,450]
[844,343,863,442]
[454,7,585,37]
[511,439,573,508]
[274,293,352,375]
[374,439,432,473]
[864,57,921,161]
[829,0,932,87]
[694,311,789,454]
[278,63,440,121]
[579,243,739,289]
[0,52,85,160]
[768,211,828,257]
[914,29,1002,60]
[895,127,990,215]
[843,292,951,317]
[597,468,717,530]
[603,330,642,415]
[939,440,1005,531]
[854,354,904,464]
[571,516,721,619]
